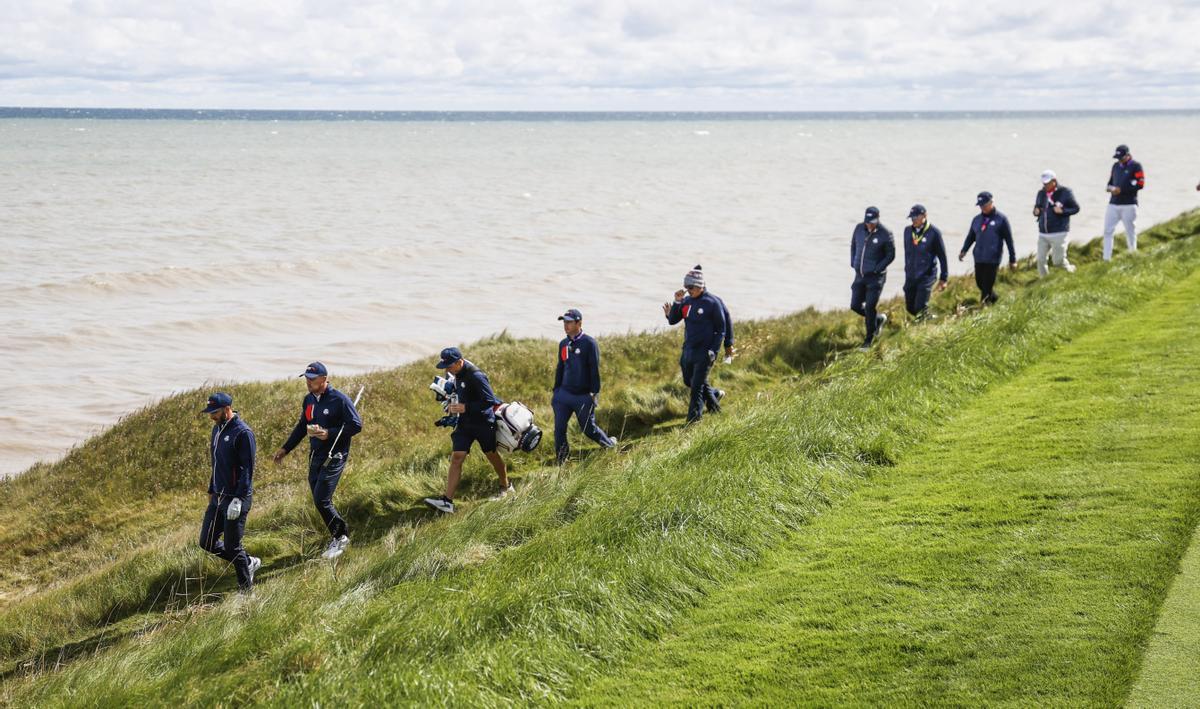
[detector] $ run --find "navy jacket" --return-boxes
[1107,159,1145,205]
[708,293,735,349]
[554,332,602,395]
[666,291,726,354]
[282,386,363,460]
[209,414,255,498]
[902,223,948,284]
[851,223,895,278]
[1034,185,1080,234]
[961,210,1017,265]
[454,361,502,426]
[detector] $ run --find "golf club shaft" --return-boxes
[325,386,365,464]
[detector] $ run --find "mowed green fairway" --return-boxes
[580,269,1200,705]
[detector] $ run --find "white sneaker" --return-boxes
[489,484,515,501]
[246,556,262,585]
[322,535,349,560]
[1065,262,1076,273]
[876,313,888,328]
[423,496,455,514]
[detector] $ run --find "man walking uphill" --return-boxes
[552,309,616,464]
[272,362,362,560]
[901,204,948,320]
[1032,170,1079,277]
[423,348,511,514]
[959,192,1017,305]
[850,206,895,349]
[199,392,261,592]
[664,265,726,424]
[1103,144,1145,260]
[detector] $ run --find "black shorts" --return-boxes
[451,421,497,453]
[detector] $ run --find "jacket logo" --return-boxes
[574,348,580,354]
[872,237,878,243]
[323,408,330,415]
[224,435,230,441]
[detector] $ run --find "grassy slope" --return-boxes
[0,211,1197,704]
[1127,524,1200,707]
[580,258,1200,705]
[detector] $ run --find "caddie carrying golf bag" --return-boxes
[493,402,543,454]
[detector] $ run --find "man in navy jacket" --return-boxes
[850,206,895,349]
[199,392,261,592]
[1032,170,1080,277]
[1103,144,1145,260]
[664,265,726,424]
[901,204,948,319]
[424,347,511,514]
[552,308,616,464]
[959,192,1017,305]
[272,362,362,560]
[703,291,734,412]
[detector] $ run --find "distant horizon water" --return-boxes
[2,110,1198,477]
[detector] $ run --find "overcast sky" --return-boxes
[2,1,1198,111]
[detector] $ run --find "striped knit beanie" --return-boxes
[683,264,705,288]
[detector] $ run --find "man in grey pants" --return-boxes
[1032,170,1080,277]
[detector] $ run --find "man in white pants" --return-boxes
[1103,144,1145,261]
[1032,170,1079,277]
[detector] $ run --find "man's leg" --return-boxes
[863,276,884,343]
[446,449,469,500]
[850,277,867,342]
[572,392,615,447]
[685,352,712,424]
[220,496,252,588]
[976,264,999,304]
[309,456,348,539]
[1037,234,1050,277]
[1122,205,1138,252]
[903,283,917,316]
[199,497,223,556]
[911,279,934,318]
[477,423,508,488]
[1102,204,1120,260]
[551,390,573,464]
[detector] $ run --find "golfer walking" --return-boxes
[901,204,948,319]
[552,309,617,464]
[1032,170,1079,276]
[959,191,1017,304]
[664,265,726,424]
[199,392,261,592]
[1103,144,1145,260]
[272,362,362,560]
[850,206,895,349]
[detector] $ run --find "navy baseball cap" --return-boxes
[863,206,880,224]
[908,204,927,219]
[1113,144,1130,158]
[300,361,328,379]
[558,308,582,322]
[436,347,463,369]
[976,191,994,206]
[202,392,232,414]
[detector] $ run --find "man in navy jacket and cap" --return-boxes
[1103,144,1145,260]
[850,206,895,349]
[664,265,726,424]
[423,347,511,514]
[272,362,362,560]
[552,308,616,464]
[200,392,261,592]
[959,191,1017,305]
[901,204,948,319]
[1032,170,1080,277]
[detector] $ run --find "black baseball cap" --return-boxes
[908,204,927,219]
[976,191,994,206]
[864,206,880,224]
[436,347,463,369]
[202,392,232,414]
[1113,144,1130,158]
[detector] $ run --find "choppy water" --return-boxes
[2,110,1198,476]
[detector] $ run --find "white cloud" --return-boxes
[0,0,1197,109]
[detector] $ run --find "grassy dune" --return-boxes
[1,211,1198,705]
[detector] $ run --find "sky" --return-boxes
[2,0,1199,111]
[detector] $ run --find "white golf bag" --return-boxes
[493,402,543,454]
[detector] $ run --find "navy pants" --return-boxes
[904,277,936,316]
[552,389,615,463]
[974,263,999,304]
[680,349,715,424]
[850,274,886,343]
[199,494,252,588]
[308,454,348,538]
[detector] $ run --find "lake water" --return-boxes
[2,110,1198,476]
